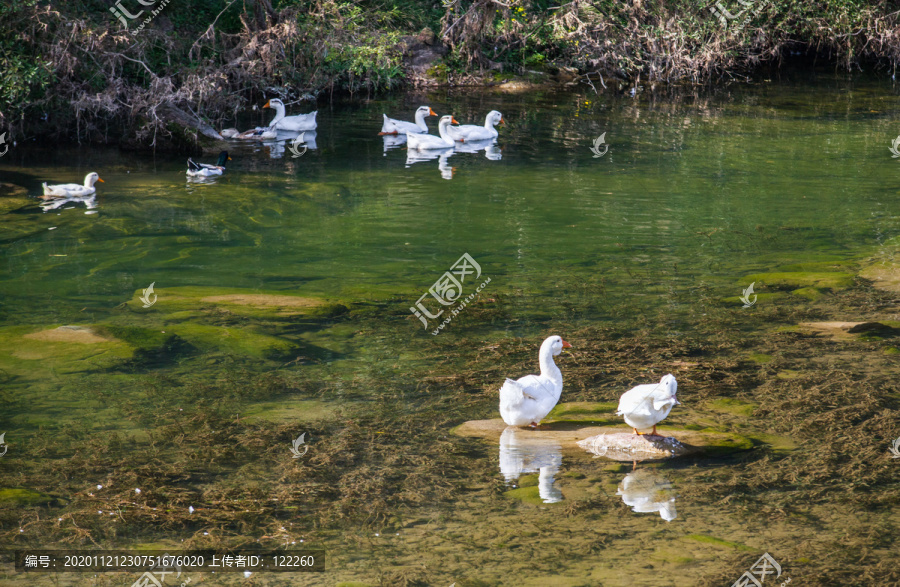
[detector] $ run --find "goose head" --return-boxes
[541,335,572,357]
[486,110,504,127]
[263,98,286,121]
[438,115,459,129]
[417,105,437,119]
[84,172,104,187]
[660,374,678,403]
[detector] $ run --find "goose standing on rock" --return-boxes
[447,110,504,142]
[616,374,679,437]
[42,172,103,198]
[499,335,572,427]
[264,99,317,132]
[186,151,230,177]
[406,115,458,150]
[380,106,437,135]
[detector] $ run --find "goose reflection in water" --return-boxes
[616,468,676,521]
[382,133,407,154]
[498,426,563,503]
[39,194,98,214]
[264,130,317,159]
[405,147,456,180]
[454,138,502,161]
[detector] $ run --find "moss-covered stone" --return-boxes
[0,488,64,507]
[545,401,619,425]
[706,398,756,417]
[791,286,825,300]
[503,485,561,506]
[741,272,854,291]
[721,292,785,306]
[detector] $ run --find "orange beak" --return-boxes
[263,100,271,108]
[227,157,232,161]
[561,339,572,348]
[429,108,437,116]
[451,117,459,125]
[97,178,104,183]
[499,118,505,125]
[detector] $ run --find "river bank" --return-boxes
[3,0,900,151]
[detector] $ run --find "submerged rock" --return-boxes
[0,488,64,507]
[578,432,692,461]
[453,410,753,462]
[797,321,899,340]
[23,325,115,344]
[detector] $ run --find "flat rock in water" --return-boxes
[577,432,693,461]
[453,418,753,462]
[798,321,898,340]
[23,325,115,344]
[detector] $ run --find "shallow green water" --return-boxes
[1,71,900,585]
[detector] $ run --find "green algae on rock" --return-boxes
[0,488,65,507]
[741,271,855,291]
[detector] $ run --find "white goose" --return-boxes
[447,110,504,142]
[42,172,103,198]
[499,335,572,427]
[406,115,458,150]
[616,374,679,436]
[264,99,317,132]
[380,106,436,135]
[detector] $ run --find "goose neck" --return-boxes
[538,349,562,384]
[438,120,453,142]
[269,103,285,124]
[414,110,428,131]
